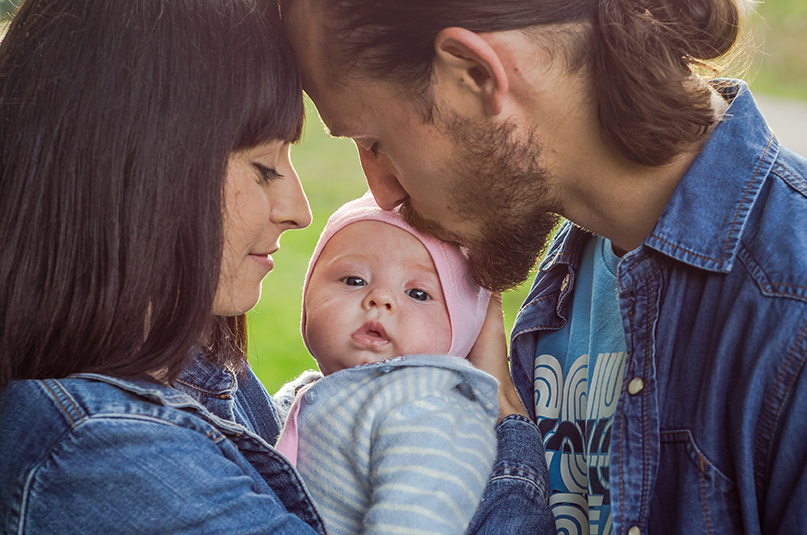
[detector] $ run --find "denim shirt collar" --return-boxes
[72,352,249,437]
[644,80,779,273]
[541,81,778,276]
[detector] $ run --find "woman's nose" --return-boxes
[272,165,312,230]
[356,143,407,211]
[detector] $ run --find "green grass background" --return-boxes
[248,1,807,394]
[1,1,804,392]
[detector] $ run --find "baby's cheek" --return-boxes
[413,313,451,355]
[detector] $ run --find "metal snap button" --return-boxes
[560,274,570,292]
[628,377,644,395]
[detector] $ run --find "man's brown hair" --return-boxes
[299,0,742,166]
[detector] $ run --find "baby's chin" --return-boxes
[317,351,392,376]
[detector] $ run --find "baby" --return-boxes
[274,192,499,535]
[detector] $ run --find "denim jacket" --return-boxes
[0,352,555,534]
[510,81,807,534]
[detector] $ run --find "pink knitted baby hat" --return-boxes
[302,192,490,358]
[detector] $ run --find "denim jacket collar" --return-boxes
[71,353,255,443]
[644,81,779,273]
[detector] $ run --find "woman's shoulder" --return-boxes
[0,375,304,534]
[0,376,223,469]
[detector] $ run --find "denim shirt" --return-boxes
[0,352,555,534]
[511,81,807,534]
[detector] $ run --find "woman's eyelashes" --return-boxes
[253,162,282,183]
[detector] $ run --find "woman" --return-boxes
[0,1,551,533]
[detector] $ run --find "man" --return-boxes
[284,0,807,533]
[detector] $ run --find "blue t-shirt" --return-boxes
[533,235,626,535]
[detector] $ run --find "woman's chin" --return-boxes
[211,289,262,317]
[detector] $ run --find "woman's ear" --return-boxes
[432,27,510,117]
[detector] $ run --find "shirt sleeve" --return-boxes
[362,393,497,535]
[19,417,322,535]
[466,414,557,535]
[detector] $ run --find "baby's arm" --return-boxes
[363,390,497,535]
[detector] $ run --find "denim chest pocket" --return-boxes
[649,430,743,534]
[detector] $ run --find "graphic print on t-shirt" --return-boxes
[532,236,627,535]
[535,351,625,535]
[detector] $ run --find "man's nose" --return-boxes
[356,144,408,210]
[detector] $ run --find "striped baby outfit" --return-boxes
[275,355,498,535]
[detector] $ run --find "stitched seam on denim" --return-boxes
[755,321,807,502]
[773,162,807,192]
[639,275,655,522]
[489,474,546,496]
[718,132,774,263]
[617,259,660,526]
[512,325,563,337]
[619,284,633,526]
[517,292,558,316]
[18,463,39,535]
[659,429,736,484]
[41,379,83,428]
[646,234,721,263]
[738,239,807,302]
[648,132,773,266]
[699,455,714,535]
[174,374,235,396]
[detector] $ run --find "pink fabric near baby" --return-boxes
[301,191,491,359]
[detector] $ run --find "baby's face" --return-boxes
[305,220,451,375]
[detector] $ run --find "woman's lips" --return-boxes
[249,252,274,271]
[352,321,390,348]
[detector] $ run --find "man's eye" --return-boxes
[370,142,379,157]
[406,288,430,301]
[253,163,282,183]
[343,276,366,287]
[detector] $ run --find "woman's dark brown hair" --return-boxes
[0,0,304,387]
[300,0,742,166]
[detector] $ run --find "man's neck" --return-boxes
[551,83,730,254]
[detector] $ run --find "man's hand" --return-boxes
[467,293,529,423]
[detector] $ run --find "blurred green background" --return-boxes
[249,0,807,393]
[2,0,805,393]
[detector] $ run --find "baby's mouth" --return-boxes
[351,321,390,348]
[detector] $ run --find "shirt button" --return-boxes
[304,389,318,404]
[628,377,644,395]
[378,365,393,374]
[560,274,570,292]
[628,526,641,535]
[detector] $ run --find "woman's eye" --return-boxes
[406,288,430,301]
[343,276,366,287]
[253,162,282,183]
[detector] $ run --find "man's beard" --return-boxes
[400,114,560,292]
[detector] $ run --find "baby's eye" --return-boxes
[343,276,366,287]
[406,288,431,301]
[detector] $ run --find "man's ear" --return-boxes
[433,27,509,117]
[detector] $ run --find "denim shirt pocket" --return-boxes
[653,429,743,534]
